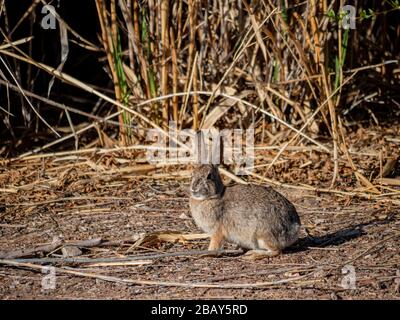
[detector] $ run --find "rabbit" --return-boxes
[189,164,301,259]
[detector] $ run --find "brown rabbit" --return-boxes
[189,164,301,259]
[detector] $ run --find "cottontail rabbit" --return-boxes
[189,164,301,259]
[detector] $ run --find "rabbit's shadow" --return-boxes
[286,215,395,254]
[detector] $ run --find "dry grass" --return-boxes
[1,2,399,173]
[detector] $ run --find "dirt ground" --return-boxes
[0,126,399,300]
[1,180,399,299]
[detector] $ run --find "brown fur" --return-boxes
[189,165,301,257]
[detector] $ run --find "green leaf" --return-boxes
[327,8,336,19]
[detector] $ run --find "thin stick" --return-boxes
[0,238,102,259]
[0,259,311,288]
[321,64,339,188]
[5,249,243,265]
[161,0,169,129]
[275,60,398,85]
[248,171,400,205]
[0,36,33,50]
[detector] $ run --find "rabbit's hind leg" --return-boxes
[242,238,280,260]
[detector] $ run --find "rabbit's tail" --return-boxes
[286,221,301,247]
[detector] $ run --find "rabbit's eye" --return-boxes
[207,172,213,180]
